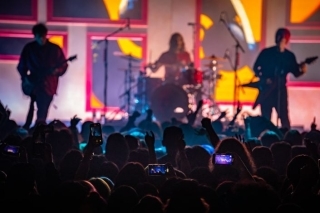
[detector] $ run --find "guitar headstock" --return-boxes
[304,56,318,65]
[68,55,77,62]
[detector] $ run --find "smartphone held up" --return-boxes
[3,144,20,157]
[215,154,234,165]
[89,123,103,146]
[148,164,169,176]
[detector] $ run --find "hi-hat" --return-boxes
[113,51,141,62]
[203,55,225,61]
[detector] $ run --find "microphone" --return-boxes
[127,17,131,30]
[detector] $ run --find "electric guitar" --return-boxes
[241,56,318,110]
[21,54,77,130]
[22,54,77,96]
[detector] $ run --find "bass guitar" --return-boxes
[22,54,77,96]
[241,56,318,110]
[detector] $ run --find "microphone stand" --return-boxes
[97,24,128,124]
[220,17,245,114]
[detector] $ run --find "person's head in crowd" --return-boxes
[185,145,212,170]
[189,167,215,187]
[278,127,289,136]
[88,155,107,179]
[286,154,319,190]
[99,161,119,183]
[59,149,83,181]
[162,126,185,156]
[89,177,111,202]
[259,130,281,147]
[125,135,140,150]
[246,137,263,149]
[80,121,94,142]
[46,129,73,165]
[132,195,164,213]
[128,148,149,167]
[284,129,303,146]
[291,145,310,159]
[214,137,256,174]
[252,146,274,169]
[114,162,147,189]
[99,176,115,190]
[134,182,159,200]
[105,133,129,169]
[228,180,281,213]
[48,119,67,130]
[254,166,281,192]
[107,185,139,213]
[164,179,210,213]
[270,141,292,176]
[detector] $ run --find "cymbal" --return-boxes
[113,51,141,62]
[203,64,224,68]
[203,55,225,61]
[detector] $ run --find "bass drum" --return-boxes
[150,84,189,122]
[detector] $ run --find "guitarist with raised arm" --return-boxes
[17,23,69,129]
[253,28,310,129]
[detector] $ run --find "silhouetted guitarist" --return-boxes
[253,28,308,129]
[17,23,68,129]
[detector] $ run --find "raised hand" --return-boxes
[311,117,317,131]
[145,131,155,148]
[4,105,11,118]
[218,111,227,119]
[236,101,242,115]
[201,117,212,128]
[70,114,81,127]
[234,133,245,143]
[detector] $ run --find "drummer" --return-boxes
[149,32,192,85]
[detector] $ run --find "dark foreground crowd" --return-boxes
[0,101,320,213]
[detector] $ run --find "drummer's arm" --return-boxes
[148,54,166,73]
[148,61,162,73]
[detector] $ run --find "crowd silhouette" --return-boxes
[0,100,320,213]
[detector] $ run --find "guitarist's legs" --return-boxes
[35,91,53,124]
[260,101,273,121]
[22,94,36,130]
[277,90,290,129]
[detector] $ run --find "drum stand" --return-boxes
[134,70,148,113]
[119,55,136,115]
[201,61,221,118]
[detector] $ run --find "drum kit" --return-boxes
[114,52,226,123]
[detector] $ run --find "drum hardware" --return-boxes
[220,12,246,114]
[113,51,141,62]
[117,52,139,115]
[202,55,226,61]
[96,22,129,124]
[199,54,225,119]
